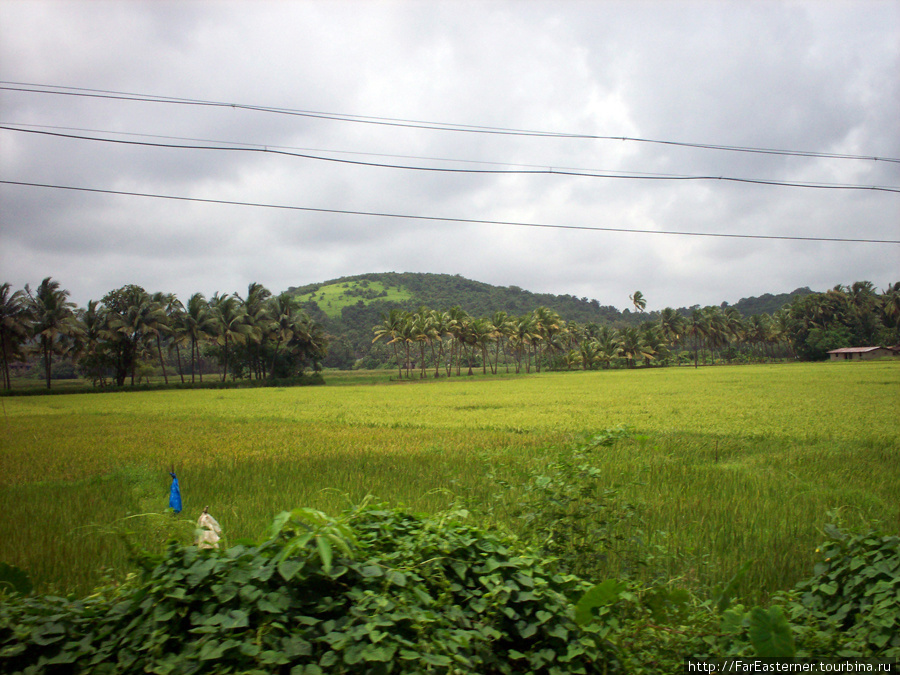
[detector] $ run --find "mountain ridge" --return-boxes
[287,271,814,321]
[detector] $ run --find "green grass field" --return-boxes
[297,280,413,318]
[1,361,898,602]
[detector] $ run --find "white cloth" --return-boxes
[196,511,222,549]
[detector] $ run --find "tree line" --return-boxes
[0,279,328,390]
[370,281,900,378]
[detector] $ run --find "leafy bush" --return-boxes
[789,524,900,656]
[0,505,623,674]
[498,428,658,581]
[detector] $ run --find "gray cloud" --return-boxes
[1,0,897,312]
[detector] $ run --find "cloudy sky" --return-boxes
[1,0,898,312]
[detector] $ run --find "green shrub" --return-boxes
[789,524,900,656]
[0,505,623,674]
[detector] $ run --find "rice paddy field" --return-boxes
[1,360,898,602]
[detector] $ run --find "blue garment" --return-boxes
[169,472,182,514]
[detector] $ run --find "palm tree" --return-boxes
[268,292,301,376]
[104,285,159,386]
[183,293,213,382]
[533,307,561,372]
[471,318,494,375]
[159,294,188,383]
[373,309,406,379]
[578,339,599,370]
[75,299,111,386]
[240,283,272,379]
[445,307,469,376]
[658,308,685,363]
[686,308,706,368]
[0,283,31,390]
[28,277,78,389]
[208,292,252,381]
[148,292,174,384]
[594,327,620,370]
[639,323,664,366]
[880,282,900,343]
[629,291,647,313]
[490,311,513,374]
[430,309,451,378]
[411,308,432,379]
[618,326,650,368]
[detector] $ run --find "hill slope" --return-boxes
[286,272,814,368]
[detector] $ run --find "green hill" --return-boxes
[286,272,815,369]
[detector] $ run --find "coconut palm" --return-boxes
[208,292,253,381]
[471,317,494,375]
[594,326,620,370]
[658,308,685,362]
[148,292,175,384]
[578,339,599,370]
[240,282,273,379]
[0,283,31,390]
[618,325,651,368]
[183,293,214,382]
[629,291,647,313]
[510,313,540,373]
[490,311,513,374]
[533,307,561,372]
[373,309,406,379]
[103,285,160,386]
[75,299,111,386]
[28,277,79,389]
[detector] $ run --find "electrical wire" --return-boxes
[3,81,898,163]
[3,125,897,193]
[2,179,897,244]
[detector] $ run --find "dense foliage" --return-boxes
[0,506,623,674]
[0,280,327,390]
[2,503,898,674]
[2,274,897,386]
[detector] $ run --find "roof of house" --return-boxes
[827,346,890,354]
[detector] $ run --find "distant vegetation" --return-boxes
[2,274,897,389]
[0,280,327,390]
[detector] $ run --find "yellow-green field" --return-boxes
[1,360,898,600]
[297,280,413,318]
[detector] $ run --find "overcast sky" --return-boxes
[1,0,898,312]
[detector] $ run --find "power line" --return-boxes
[3,125,897,193]
[0,122,704,177]
[3,179,897,244]
[3,81,899,164]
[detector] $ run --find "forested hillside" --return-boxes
[286,273,820,368]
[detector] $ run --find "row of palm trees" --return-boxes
[0,279,328,389]
[371,281,900,378]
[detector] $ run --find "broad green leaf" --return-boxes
[749,606,795,658]
[277,559,304,582]
[316,536,333,573]
[574,579,626,626]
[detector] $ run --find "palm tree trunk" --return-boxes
[222,335,229,382]
[174,342,185,383]
[156,334,169,384]
[43,340,52,389]
[1,333,11,390]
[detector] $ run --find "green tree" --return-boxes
[103,285,158,386]
[208,292,253,381]
[372,309,406,379]
[75,299,113,386]
[183,293,214,383]
[0,283,31,390]
[27,277,79,389]
[629,290,647,313]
